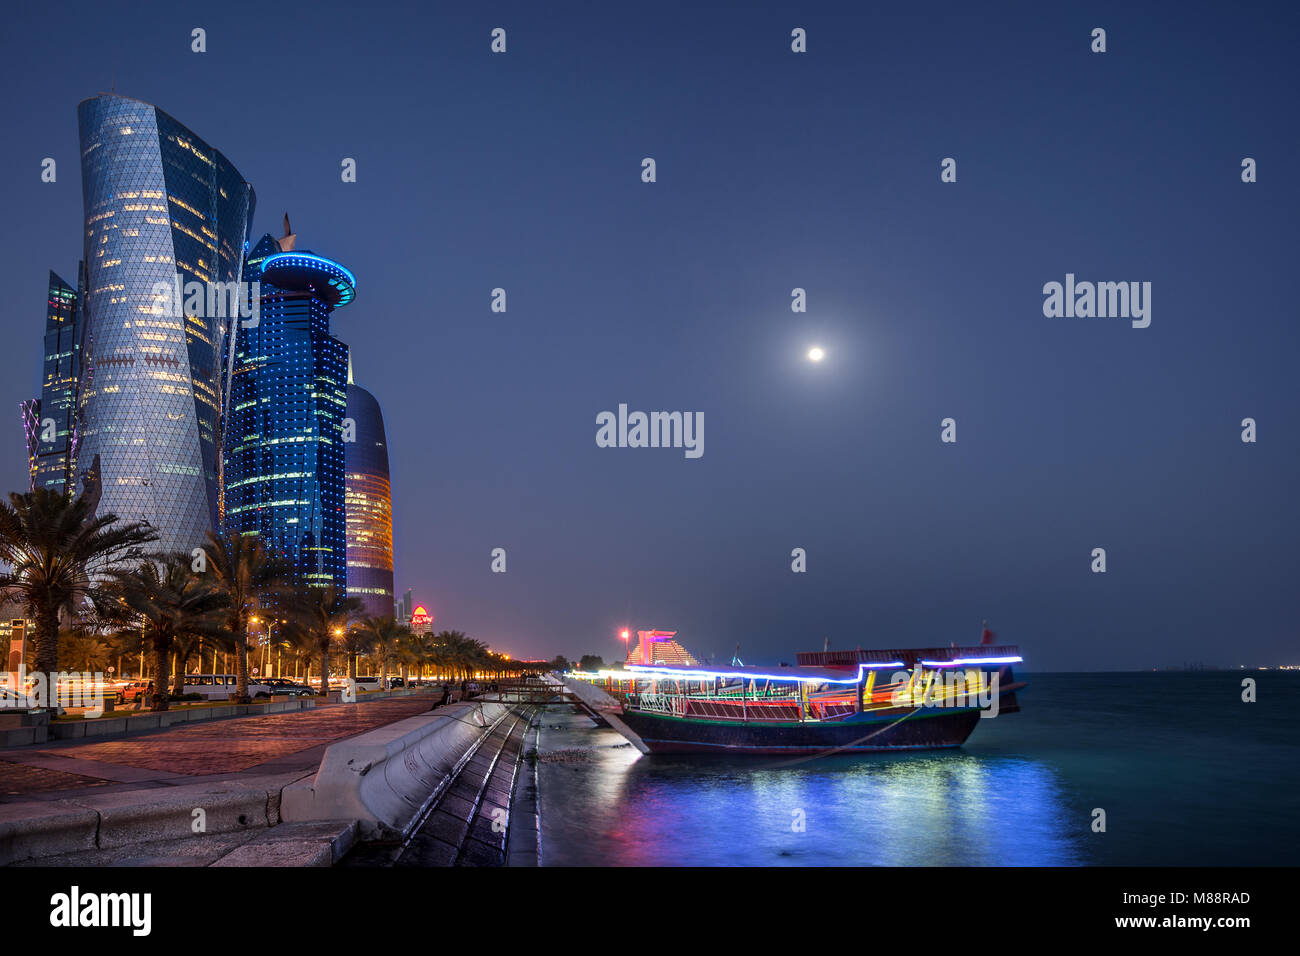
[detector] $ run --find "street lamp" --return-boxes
[249,616,262,674]
[333,627,344,688]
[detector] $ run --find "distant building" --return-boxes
[221,220,351,591]
[626,629,698,666]
[74,93,255,552]
[344,363,394,620]
[395,589,412,623]
[22,268,86,496]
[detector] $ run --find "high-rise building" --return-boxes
[74,94,255,551]
[395,589,412,623]
[344,361,394,620]
[221,221,352,591]
[22,268,86,496]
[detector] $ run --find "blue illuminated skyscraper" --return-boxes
[22,267,86,496]
[74,94,255,551]
[222,220,352,591]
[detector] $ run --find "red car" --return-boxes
[120,681,152,702]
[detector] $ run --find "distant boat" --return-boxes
[568,643,1024,755]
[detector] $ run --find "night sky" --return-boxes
[2,1,1296,669]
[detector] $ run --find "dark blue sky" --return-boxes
[3,1,1297,669]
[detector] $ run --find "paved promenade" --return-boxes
[0,696,438,804]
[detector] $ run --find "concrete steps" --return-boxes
[342,705,538,868]
[0,711,49,747]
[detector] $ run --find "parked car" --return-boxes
[259,678,315,697]
[120,681,152,702]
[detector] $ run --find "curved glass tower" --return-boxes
[222,230,352,591]
[344,368,394,620]
[75,94,254,551]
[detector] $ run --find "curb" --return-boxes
[0,773,302,866]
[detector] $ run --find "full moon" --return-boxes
[807,346,825,362]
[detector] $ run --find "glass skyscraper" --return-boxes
[222,228,352,592]
[345,364,394,620]
[22,267,86,496]
[75,94,255,552]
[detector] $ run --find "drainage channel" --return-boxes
[342,704,537,867]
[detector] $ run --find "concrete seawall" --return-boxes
[559,676,648,753]
[282,699,510,840]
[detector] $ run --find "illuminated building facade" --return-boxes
[410,605,433,635]
[627,630,698,666]
[222,226,352,591]
[22,269,87,495]
[344,366,394,620]
[75,94,255,551]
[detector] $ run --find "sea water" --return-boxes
[536,672,1299,866]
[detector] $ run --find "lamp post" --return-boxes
[275,620,284,679]
[250,616,262,677]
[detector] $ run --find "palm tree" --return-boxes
[434,630,488,681]
[284,587,362,697]
[395,631,429,686]
[57,630,111,673]
[339,619,378,683]
[173,628,234,697]
[107,553,229,711]
[0,489,156,678]
[361,617,409,688]
[201,530,291,704]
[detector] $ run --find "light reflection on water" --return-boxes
[538,717,1080,866]
[538,673,1300,866]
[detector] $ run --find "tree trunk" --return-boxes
[349,649,358,682]
[32,602,60,679]
[173,650,185,698]
[318,639,331,697]
[150,632,170,712]
[233,620,251,704]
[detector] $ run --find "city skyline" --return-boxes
[3,3,1297,669]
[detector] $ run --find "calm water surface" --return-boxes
[537,672,1299,866]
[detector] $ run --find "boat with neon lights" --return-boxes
[565,634,1024,755]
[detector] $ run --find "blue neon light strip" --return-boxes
[623,655,1022,685]
[625,662,904,685]
[260,252,357,290]
[920,656,1023,667]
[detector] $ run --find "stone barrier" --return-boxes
[281,699,509,840]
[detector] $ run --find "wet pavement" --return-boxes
[0,696,441,803]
